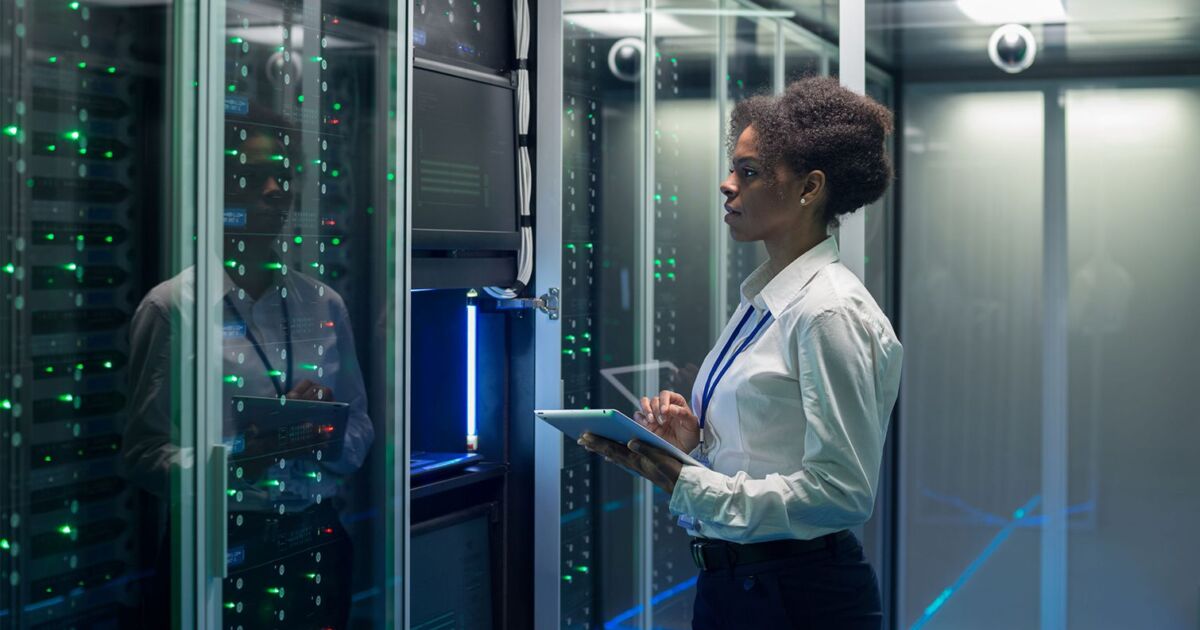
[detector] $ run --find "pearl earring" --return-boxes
[800,198,807,205]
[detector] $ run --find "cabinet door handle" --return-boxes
[211,444,229,579]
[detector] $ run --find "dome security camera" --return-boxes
[607,37,644,82]
[988,24,1037,74]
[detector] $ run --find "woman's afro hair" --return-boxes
[729,76,894,228]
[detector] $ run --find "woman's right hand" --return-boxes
[633,390,700,454]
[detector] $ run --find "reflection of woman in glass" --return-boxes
[122,104,372,627]
[580,77,903,628]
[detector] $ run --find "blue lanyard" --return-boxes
[698,306,773,433]
[224,293,293,398]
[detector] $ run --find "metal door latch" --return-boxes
[478,287,559,319]
[535,288,560,320]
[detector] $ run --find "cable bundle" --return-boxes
[485,0,533,299]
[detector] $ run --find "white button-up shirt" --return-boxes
[668,237,902,543]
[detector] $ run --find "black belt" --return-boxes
[690,530,851,571]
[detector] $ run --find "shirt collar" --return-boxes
[739,236,840,317]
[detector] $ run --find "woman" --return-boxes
[579,76,903,629]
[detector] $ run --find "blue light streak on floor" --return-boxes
[604,576,699,629]
[909,495,1043,630]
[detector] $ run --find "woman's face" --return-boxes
[719,125,807,243]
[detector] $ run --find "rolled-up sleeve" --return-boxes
[669,307,893,542]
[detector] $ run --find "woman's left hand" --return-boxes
[578,433,683,494]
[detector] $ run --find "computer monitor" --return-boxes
[410,504,497,629]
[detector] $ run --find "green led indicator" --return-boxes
[654,272,662,280]
[226,488,237,496]
[264,262,283,270]
[48,56,58,63]
[47,144,56,152]
[585,242,594,249]
[300,363,318,370]
[0,539,10,550]
[78,148,87,155]
[266,587,282,595]
[104,150,113,158]
[564,335,576,342]
[58,393,74,402]
[330,169,339,178]
[106,66,116,74]
[58,524,73,535]
[224,602,236,609]
[103,361,114,369]
[229,37,244,44]
[264,480,281,487]
[69,2,80,10]
[310,262,320,268]
[670,195,678,202]
[654,258,662,266]
[386,172,395,181]
[65,130,81,140]
[562,575,573,582]
[3,263,14,274]
[3,125,18,137]
[77,61,87,69]
[580,347,592,354]
[45,232,56,240]
[562,349,574,356]
[266,369,283,377]
[223,375,239,383]
[44,455,52,462]
[331,237,341,246]
[75,363,84,371]
[293,235,303,244]
[1,399,11,410]
[45,366,55,374]
[667,272,676,280]
[576,565,589,573]
[224,259,237,268]
[104,235,114,243]
[296,94,304,103]
[566,243,576,251]
[228,84,237,92]
[306,572,318,579]
[225,149,238,156]
[76,235,85,241]
[654,193,662,202]
[63,263,77,271]
[667,258,676,265]
[333,102,342,111]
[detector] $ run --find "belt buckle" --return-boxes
[690,540,708,571]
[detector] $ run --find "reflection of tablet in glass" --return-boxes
[534,409,704,468]
[230,396,349,461]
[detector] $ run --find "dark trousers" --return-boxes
[692,532,881,630]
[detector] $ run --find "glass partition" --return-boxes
[557,2,887,628]
[212,0,402,627]
[0,1,192,627]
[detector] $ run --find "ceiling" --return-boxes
[769,0,1200,78]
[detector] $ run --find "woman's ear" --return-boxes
[801,170,826,206]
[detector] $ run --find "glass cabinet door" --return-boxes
[209,1,403,628]
[1,0,198,627]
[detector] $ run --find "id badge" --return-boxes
[677,514,699,531]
